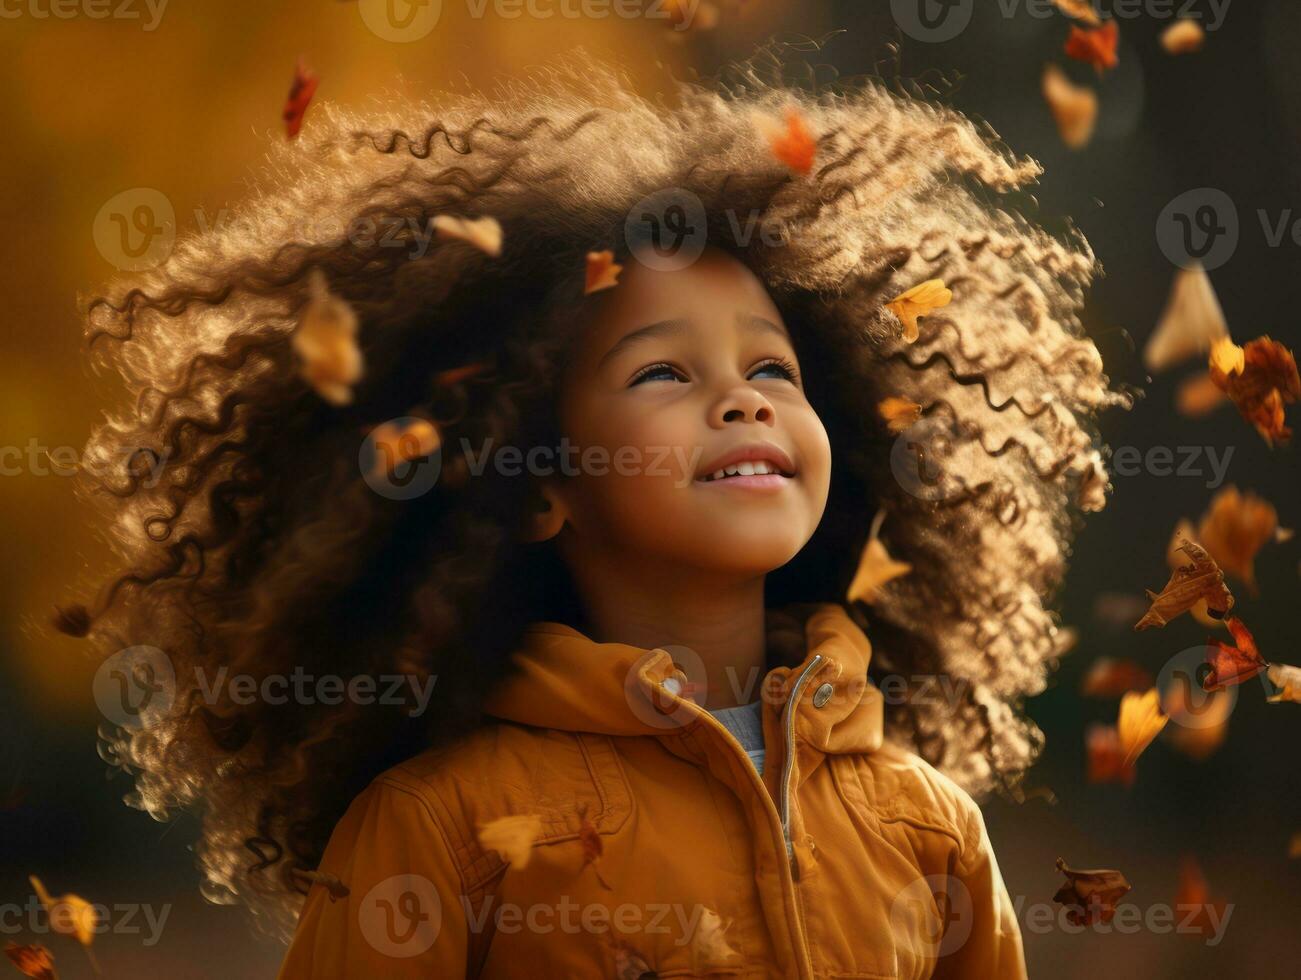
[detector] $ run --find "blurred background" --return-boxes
[1,0,1298,976]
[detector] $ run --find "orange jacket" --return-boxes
[278,604,1027,979]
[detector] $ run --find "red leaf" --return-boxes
[1065,20,1119,74]
[283,58,319,139]
[1203,616,1268,691]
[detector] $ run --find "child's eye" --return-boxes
[749,356,800,383]
[629,362,687,385]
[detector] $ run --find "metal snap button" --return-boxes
[812,682,834,708]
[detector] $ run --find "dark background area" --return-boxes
[2,1,1297,976]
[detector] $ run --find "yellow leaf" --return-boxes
[1209,336,1245,377]
[584,250,622,295]
[1145,264,1228,372]
[877,396,922,434]
[847,511,911,605]
[477,814,543,870]
[885,279,951,344]
[29,877,97,947]
[1162,19,1205,55]
[1266,663,1301,704]
[293,269,363,406]
[432,215,503,257]
[1117,689,1169,767]
[1042,65,1098,151]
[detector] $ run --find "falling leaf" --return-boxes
[757,106,816,175]
[577,803,613,890]
[1209,336,1300,445]
[368,417,441,480]
[847,510,912,605]
[283,58,319,139]
[1064,20,1120,74]
[688,908,741,974]
[1042,64,1098,150]
[885,279,952,344]
[4,944,55,980]
[289,868,350,901]
[1054,0,1101,25]
[477,814,543,870]
[1135,538,1234,630]
[293,269,363,406]
[1203,617,1268,692]
[432,215,503,257]
[1053,858,1132,926]
[877,396,922,434]
[1195,487,1289,593]
[584,250,622,295]
[1145,265,1229,372]
[1081,658,1153,698]
[1176,372,1229,417]
[1266,663,1301,704]
[1162,19,1205,55]
[1117,689,1169,766]
[1163,524,1228,630]
[1085,725,1135,786]
[1162,685,1231,760]
[28,878,96,948]
[1174,857,1228,939]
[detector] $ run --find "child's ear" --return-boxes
[521,481,569,543]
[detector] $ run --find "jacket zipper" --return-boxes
[780,652,824,868]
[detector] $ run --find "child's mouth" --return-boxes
[694,444,797,490]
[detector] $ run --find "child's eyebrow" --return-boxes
[598,318,689,369]
[738,312,791,342]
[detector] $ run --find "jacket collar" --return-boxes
[482,602,884,757]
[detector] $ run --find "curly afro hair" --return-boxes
[62,49,1129,937]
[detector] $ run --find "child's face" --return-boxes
[547,248,831,579]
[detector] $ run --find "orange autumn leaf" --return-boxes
[847,511,912,606]
[1174,857,1228,939]
[1054,0,1101,25]
[1042,64,1098,150]
[432,215,503,257]
[577,803,613,890]
[1081,657,1153,698]
[1135,538,1234,630]
[1162,19,1206,55]
[283,57,319,139]
[4,944,56,980]
[1209,336,1300,445]
[1117,688,1169,766]
[1163,523,1229,630]
[1176,372,1229,417]
[1085,725,1135,786]
[1146,264,1229,373]
[886,279,952,344]
[1064,20,1120,74]
[584,250,622,295]
[368,417,441,480]
[1203,616,1268,692]
[1195,486,1290,594]
[28,877,96,948]
[1266,663,1301,704]
[1162,684,1231,761]
[1053,858,1132,926]
[758,106,817,175]
[477,814,544,870]
[688,908,741,974]
[877,396,922,434]
[293,269,363,406]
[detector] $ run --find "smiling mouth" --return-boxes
[696,460,795,483]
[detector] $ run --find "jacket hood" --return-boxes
[482,602,884,757]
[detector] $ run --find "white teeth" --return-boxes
[711,470,725,481]
[735,461,755,476]
[752,461,772,475]
[701,459,787,481]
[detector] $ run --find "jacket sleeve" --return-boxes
[277,777,472,979]
[932,802,1027,980]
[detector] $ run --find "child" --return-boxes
[64,52,1126,978]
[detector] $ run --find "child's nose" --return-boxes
[709,384,775,427]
